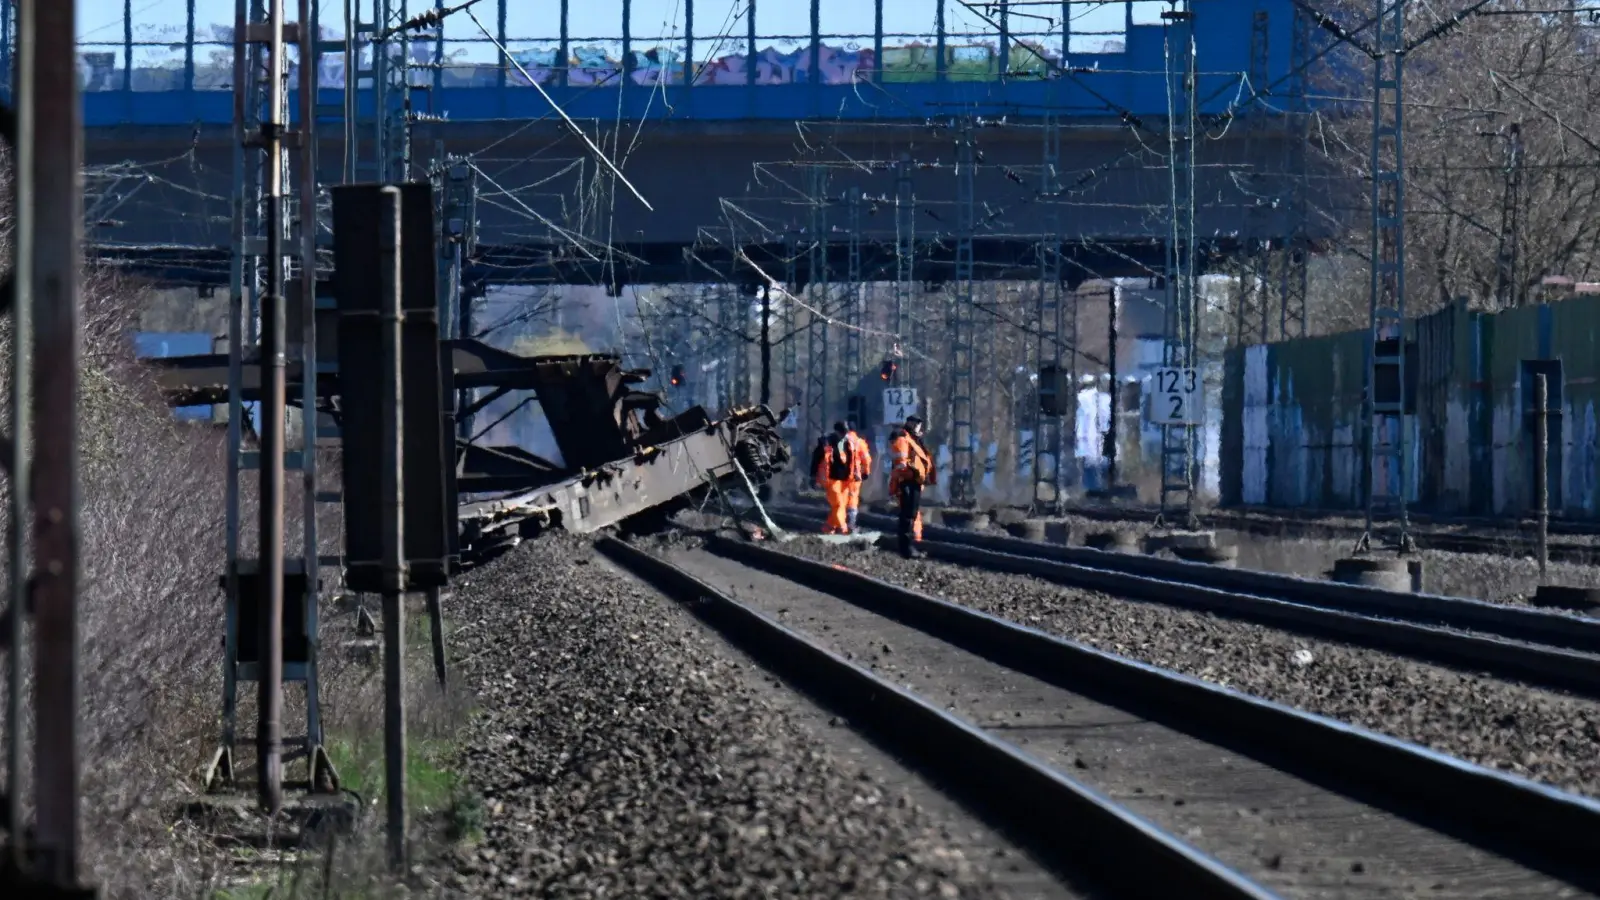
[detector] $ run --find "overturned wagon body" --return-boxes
[150,336,790,568]
[448,348,790,560]
[458,403,788,556]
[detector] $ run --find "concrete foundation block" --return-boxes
[1173,544,1240,568]
[1085,530,1140,553]
[942,510,991,531]
[1330,557,1413,592]
[1531,584,1600,614]
[1005,519,1049,542]
[1149,530,1217,553]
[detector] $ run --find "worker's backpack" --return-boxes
[826,433,854,481]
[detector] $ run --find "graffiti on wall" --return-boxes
[76,35,1065,92]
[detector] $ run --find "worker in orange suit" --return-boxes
[844,421,873,534]
[888,415,935,558]
[816,421,859,534]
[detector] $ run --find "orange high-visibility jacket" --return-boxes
[846,431,873,480]
[816,432,864,483]
[888,429,933,488]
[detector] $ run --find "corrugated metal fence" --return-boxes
[1220,294,1600,519]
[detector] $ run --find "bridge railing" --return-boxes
[32,0,1307,124]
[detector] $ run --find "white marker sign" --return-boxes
[882,387,919,425]
[1149,367,1202,426]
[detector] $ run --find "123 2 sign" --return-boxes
[1149,367,1202,426]
[882,387,919,424]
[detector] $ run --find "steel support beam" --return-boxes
[439,158,479,436]
[1235,9,1272,348]
[1278,5,1311,341]
[1492,122,1524,311]
[844,187,864,404]
[347,0,412,184]
[781,238,800,487]
[893,153,915,387]
[948,121,978,506]
[293,0,334,794]
[804,164,831,440]
[1033,112,1069,511]
[209,0,336,802]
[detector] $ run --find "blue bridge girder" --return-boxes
[90,233,1322,290]
[50,1,1318,128]
[52,0,1343,287]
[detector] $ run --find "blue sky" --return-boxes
[75,0,1133,47]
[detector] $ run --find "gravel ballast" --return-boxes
[847,503,1600,605]
[778,537,1600,800]
[1007,512,1600,607]
[667,547,1580,899]
[437,533,1057,898]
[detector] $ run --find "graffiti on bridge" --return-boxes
[75,35,1066,92]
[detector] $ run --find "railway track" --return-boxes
[601,533,1600,898]
[1049,503,1600,564]
[767,508,1600,699]
[793,498,1600,563]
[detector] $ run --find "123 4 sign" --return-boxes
[1150,367,1202,426]
[882,387,919,424]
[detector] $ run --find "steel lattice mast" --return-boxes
[805,164,831,440]
[1033,112,1069,511]
[948,121,978,506]
[1359,0,1412,553]
[1158,2,1199,525]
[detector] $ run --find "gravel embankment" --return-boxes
[435,533,1037,898]
[777,537,1600,799]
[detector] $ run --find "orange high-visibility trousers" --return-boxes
[823,480,851,533]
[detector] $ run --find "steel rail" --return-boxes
[702,535,1600,893]
[1082,504,1600,563]
[795,498,1600,562]
[1065,502,1598,562]
[594,536,1280,900]
[777,505,1600,656]
[918,536,1600,700]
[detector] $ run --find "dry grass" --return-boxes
[0,257,468,896]
[0,268,233,897]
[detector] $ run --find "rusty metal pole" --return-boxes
[1534,373,1549,580]
[378,186,409,870]
[297,0,323,766]
[29,0,84,883]
[256,0,288,816]
[5,0,36,871]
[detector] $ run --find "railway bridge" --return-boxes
[49,0,1331,287]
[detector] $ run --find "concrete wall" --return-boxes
[1220,294,1600,519]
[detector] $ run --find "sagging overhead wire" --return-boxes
[462,5,655,212]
